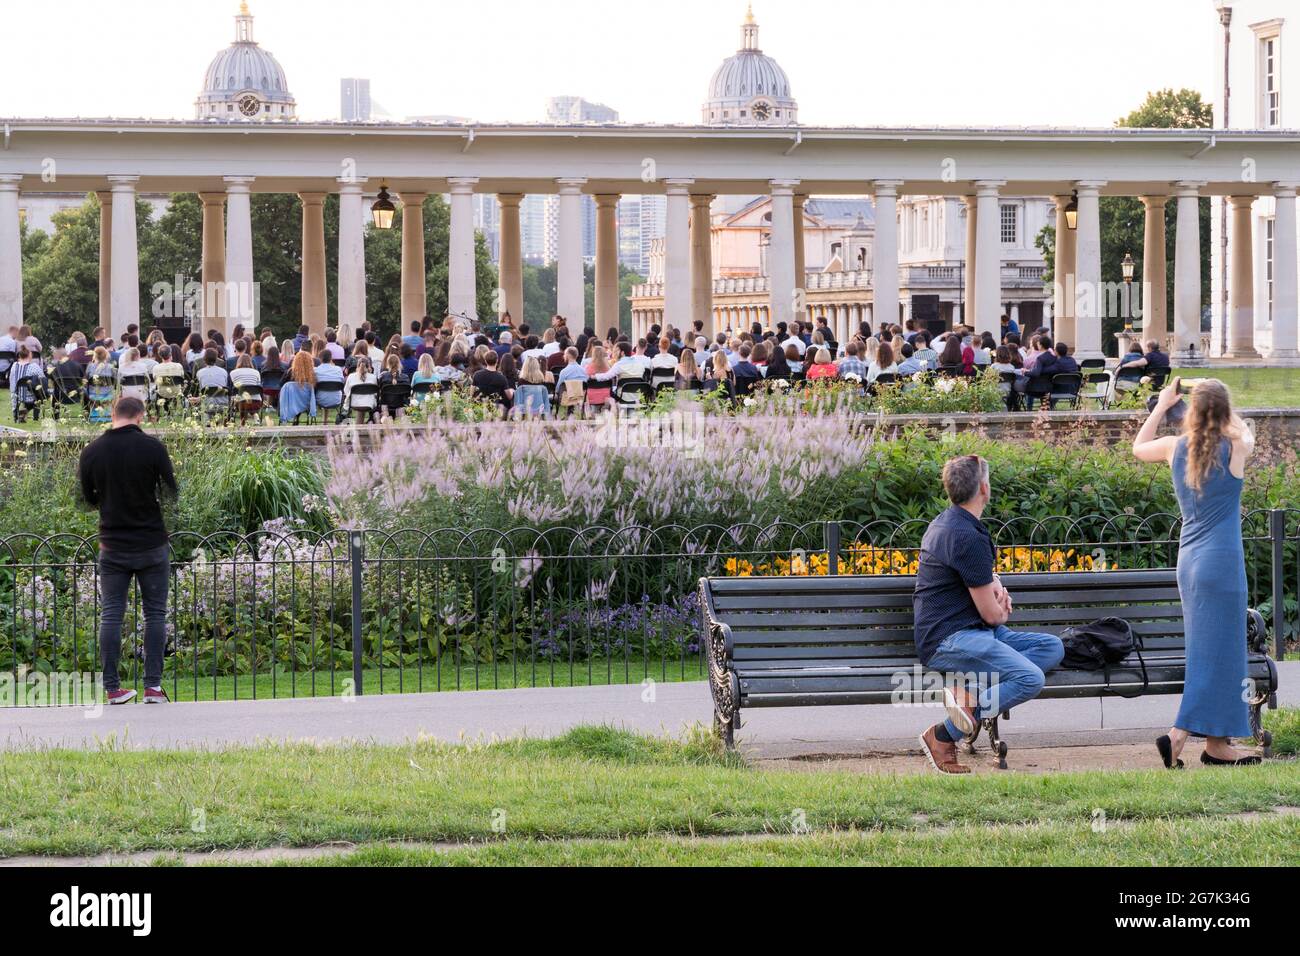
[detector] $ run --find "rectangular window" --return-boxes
[1000,204,1017,244]
[1266,217,1275,323]
[1255,23,1283,128]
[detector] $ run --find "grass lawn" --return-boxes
[1,716,1296,865]
[1172,367,1300,409]
[142,659,707,702]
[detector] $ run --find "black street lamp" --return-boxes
[1064,191,1079,231]
[1121,252,1135,332]
[371,183,396,230]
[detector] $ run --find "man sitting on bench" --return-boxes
[913,455,1064,774]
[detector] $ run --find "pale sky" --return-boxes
[0,0,1226,127]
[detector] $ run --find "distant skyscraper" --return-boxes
[637,195,667,275]
[474,194,500,262]
[542,96,619,263]
[340,78,371,121]
[618,197,643,271]
[521,194,547,264]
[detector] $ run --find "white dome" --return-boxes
[195,4,297,121]
[702,7,798,126]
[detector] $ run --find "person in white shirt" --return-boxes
[609,343,646,379]
[344,358,379,415]
[195,348,230,391]
[118,349,153,400]
[651,336,679,371]
[0,326,16,378]
[866,341,900,384]
[229,354,263,390]
[781,332,806,358]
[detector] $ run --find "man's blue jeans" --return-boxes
[926,626,1064,740]
[98,544,170,692]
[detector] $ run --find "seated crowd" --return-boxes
[1,310,1167,423]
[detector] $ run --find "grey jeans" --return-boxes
[98,544,170,692]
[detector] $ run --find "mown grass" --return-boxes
[1,721,1297,861]
[1171,366,1300,409]
[123,659,707,701]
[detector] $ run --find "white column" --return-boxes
[769,180,798,329]
[595,194,621,335]
[1139,196,1168,345]
[199,192,226,329]
[337,178,368,331]
[0,176,21,333]
[107,175,140,342]
[690,193,714,337]
[299,192,328,334]
[1227,195,1261,358]
[663,179,693,329]
[1073,181,1105,358]
[973,180,1004,343]
[497,194,524,323]
[223,175,255,339]
[873,180,902,328]
[1173,182,1206,360]
[793,193,808,313]
[398,191,428,327]
[963,194,977,327]
[448,177,478,321]
[1053,195,1077,347]
[96,191,112,333]
[1271,184,1299,359]
[556,178,586,323]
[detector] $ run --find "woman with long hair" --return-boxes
[277,350,318,423]
[1133,378,1260,768]
[938,334,964,371]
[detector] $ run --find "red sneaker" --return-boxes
[105,688,137,705]
[143,687,170,704]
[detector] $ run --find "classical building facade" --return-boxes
[194,4,297,122]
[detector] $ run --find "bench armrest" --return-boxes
[1246,608,1270,656]
[698,580,734,668]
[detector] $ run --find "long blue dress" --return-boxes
[1171,436,1251,738]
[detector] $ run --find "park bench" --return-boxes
[699,569,1279,766]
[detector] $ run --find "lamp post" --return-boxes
[1121,252,1135,332]
[1064,191,1079,231]
[370,183,396,230]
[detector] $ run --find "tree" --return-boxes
[521,261,643,336]
[1035,88,1214,354]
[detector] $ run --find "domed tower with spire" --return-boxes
[195,3,297,121]
[702,5,798,126]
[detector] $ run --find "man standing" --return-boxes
[913,456,1063,773]
[78,396,178,704]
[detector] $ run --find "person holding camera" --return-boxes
[1132,378,1260,767]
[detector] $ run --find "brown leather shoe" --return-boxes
[943,686,978,738]
[919,724,971,774]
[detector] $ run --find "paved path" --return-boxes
[2,663,1295,759]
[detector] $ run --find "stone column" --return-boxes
[594,194,620,336]
[1271,184,1300,359]
[223,176,255,339]
[1227,195,1261,358]
[873,180,902,329]
[299,192,328,335]
[663,179,693,329]
[1073,181,1105,359]
[1173,182,1206,360]
[107,175,140,342]
[793,193,808,312]
[1139,196,1169,345]
[690,193,714,338]
[398,191,428,327]
[963,194,977,327]
[1053,195,1077,347]
[96,191,112,333]
[556,178,586,323]
[448,178,478,321]
[769,181,798,330]
[973,180,1005,342]
[337,178,367,331]
[0,176,22,332]
[497,194,524,323]
[199,191,226,328]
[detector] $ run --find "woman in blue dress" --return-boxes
[1133,377,1260,767]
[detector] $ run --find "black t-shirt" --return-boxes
[78,425,178,553]
[473,369,509,402]
[1144,350,1170,370]
[912,506,995,664]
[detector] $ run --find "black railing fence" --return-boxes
[2,510,1296,705]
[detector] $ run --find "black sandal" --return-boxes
[1156,735,1183,769]
[1200,751,1262,767]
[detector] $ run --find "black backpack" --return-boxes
[1060,617,1147,697]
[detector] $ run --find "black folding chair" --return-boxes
[232,382,264,423]
[1049,372,1083,410]
[199,384,231,421]
[379,382,412,419]
[152,375,187,418]
[315,381,346,423]
[998,371,1022,411]
[0,350,15,390]
[12,374,48,422]
[344,382,380,424]
[50,374,85,421]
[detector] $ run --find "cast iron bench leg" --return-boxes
[984,714,1009,770]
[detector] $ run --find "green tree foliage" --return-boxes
[521,261,642,336]
[1035,88,1214,354]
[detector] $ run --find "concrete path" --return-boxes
[2,663,1295,759]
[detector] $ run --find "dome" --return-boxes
[195,4,297,121]
[702,6,798,126]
